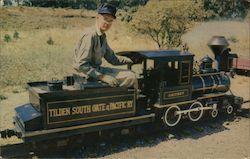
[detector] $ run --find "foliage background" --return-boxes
[2,0,250,19]
[0,0,249,94]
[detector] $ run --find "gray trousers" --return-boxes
[76,67,138,89]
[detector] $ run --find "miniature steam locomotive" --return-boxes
[0,36,244,143]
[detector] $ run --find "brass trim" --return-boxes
[154,93,225,108]
[154,99,196,108]
[193,85,225,92]
[179,60,191,84]
[193,72,221,77]
[48,110,135,125]
[197,93,225,100]
[198,76,205,93]
[193,86,215,91]
[215,74,221,85]
[194,85,224,91]
[163,89,189,100]
[210,75,216,91]
[47,94,133,104]
[46,94,136,125]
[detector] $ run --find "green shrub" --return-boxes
[47,37,54,45]
[4,34,11,42]
[12,90,19,94]
[13,31,19,39]
[121,16,125,22]
[130,7,138,13]
[126,15,132,23]
[0,94,7,101]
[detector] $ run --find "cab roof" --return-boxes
[117,50,194,63]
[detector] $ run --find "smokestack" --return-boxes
[207,36,229,71]
[208,36,229,56]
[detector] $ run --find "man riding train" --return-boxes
[73,3,138,89]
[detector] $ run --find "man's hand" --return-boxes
[125,57,133,64]
[99,75,119,87]
[121,56,133,64]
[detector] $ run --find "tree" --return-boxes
[203,0,250,19]
[130,0,207,49]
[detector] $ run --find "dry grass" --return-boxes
[0,7,156,90]
[0,7,249,93]
[0,6,96,30]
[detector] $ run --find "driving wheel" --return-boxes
[163,105,182,127]
[188,101,204,122]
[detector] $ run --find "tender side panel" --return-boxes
[43,90,136,129]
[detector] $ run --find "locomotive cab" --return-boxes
[118,50,194,106]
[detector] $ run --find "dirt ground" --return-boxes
[0,75,249,158]
[100,118,250,159]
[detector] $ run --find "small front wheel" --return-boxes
[211,109,218,118]
[226,105,234,115]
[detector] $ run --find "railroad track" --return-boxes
[1,110,249,158]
